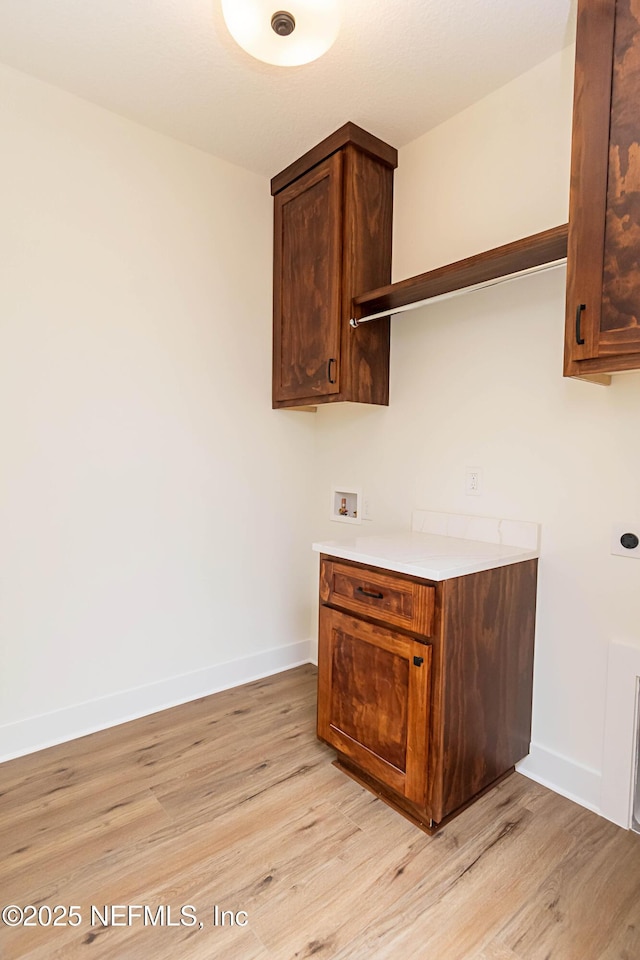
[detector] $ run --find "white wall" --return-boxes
[311,47,640,815]
[0,63,316,759]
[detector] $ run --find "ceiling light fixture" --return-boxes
[221,0,341,67]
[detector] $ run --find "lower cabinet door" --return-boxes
[317,607,431,804]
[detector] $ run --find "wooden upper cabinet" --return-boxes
[565,0,640,380]
[271,123,397,408]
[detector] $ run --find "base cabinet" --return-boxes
[317,555,538,831]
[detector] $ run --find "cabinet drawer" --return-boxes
[320,558,434,637]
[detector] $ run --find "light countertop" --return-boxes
[312,512,540,582]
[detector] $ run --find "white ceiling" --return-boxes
[0,0,576,179]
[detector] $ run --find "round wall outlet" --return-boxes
[621,532,640,550]
[611,523,640,558]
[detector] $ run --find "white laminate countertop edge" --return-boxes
[312,531,539,582]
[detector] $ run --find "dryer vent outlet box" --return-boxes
[331,486,361,524]
[611,522,640,558]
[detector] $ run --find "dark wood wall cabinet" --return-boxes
[271,123,397,409]
[565,0,640,384]
[317,556,538,832]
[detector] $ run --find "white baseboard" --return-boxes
[0,639,312,763]
[517,743,602,815]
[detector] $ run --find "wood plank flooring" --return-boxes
[0,664,639,959]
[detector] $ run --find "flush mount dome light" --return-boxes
[221,0,341,66]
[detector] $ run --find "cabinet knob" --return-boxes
[413,656,424,667]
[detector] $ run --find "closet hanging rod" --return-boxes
[350,258,567,327]
[350,222,569,327]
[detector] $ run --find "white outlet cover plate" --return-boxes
[611,522,640,559]
[465,467,482,496]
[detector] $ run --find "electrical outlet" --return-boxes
[611,522,640,558]
[465,467,482,496]
[363,495,373,520]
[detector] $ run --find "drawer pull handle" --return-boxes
[575,303,586,345]
[356,586,384,600]
[327,358,337,384]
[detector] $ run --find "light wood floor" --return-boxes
[1,664,639,960]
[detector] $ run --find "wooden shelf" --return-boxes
[351,223,568,324]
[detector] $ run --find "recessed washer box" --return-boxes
[330,485,361,524]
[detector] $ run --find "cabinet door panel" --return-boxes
[565,0,640,374]
[273,154,342,402]
[317,608,431,803]
[330,630,409,771]
[600,0,640,356]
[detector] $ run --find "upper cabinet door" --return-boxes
[271,122,396,409]
[273,153,343,404]
[565,0,640,379]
